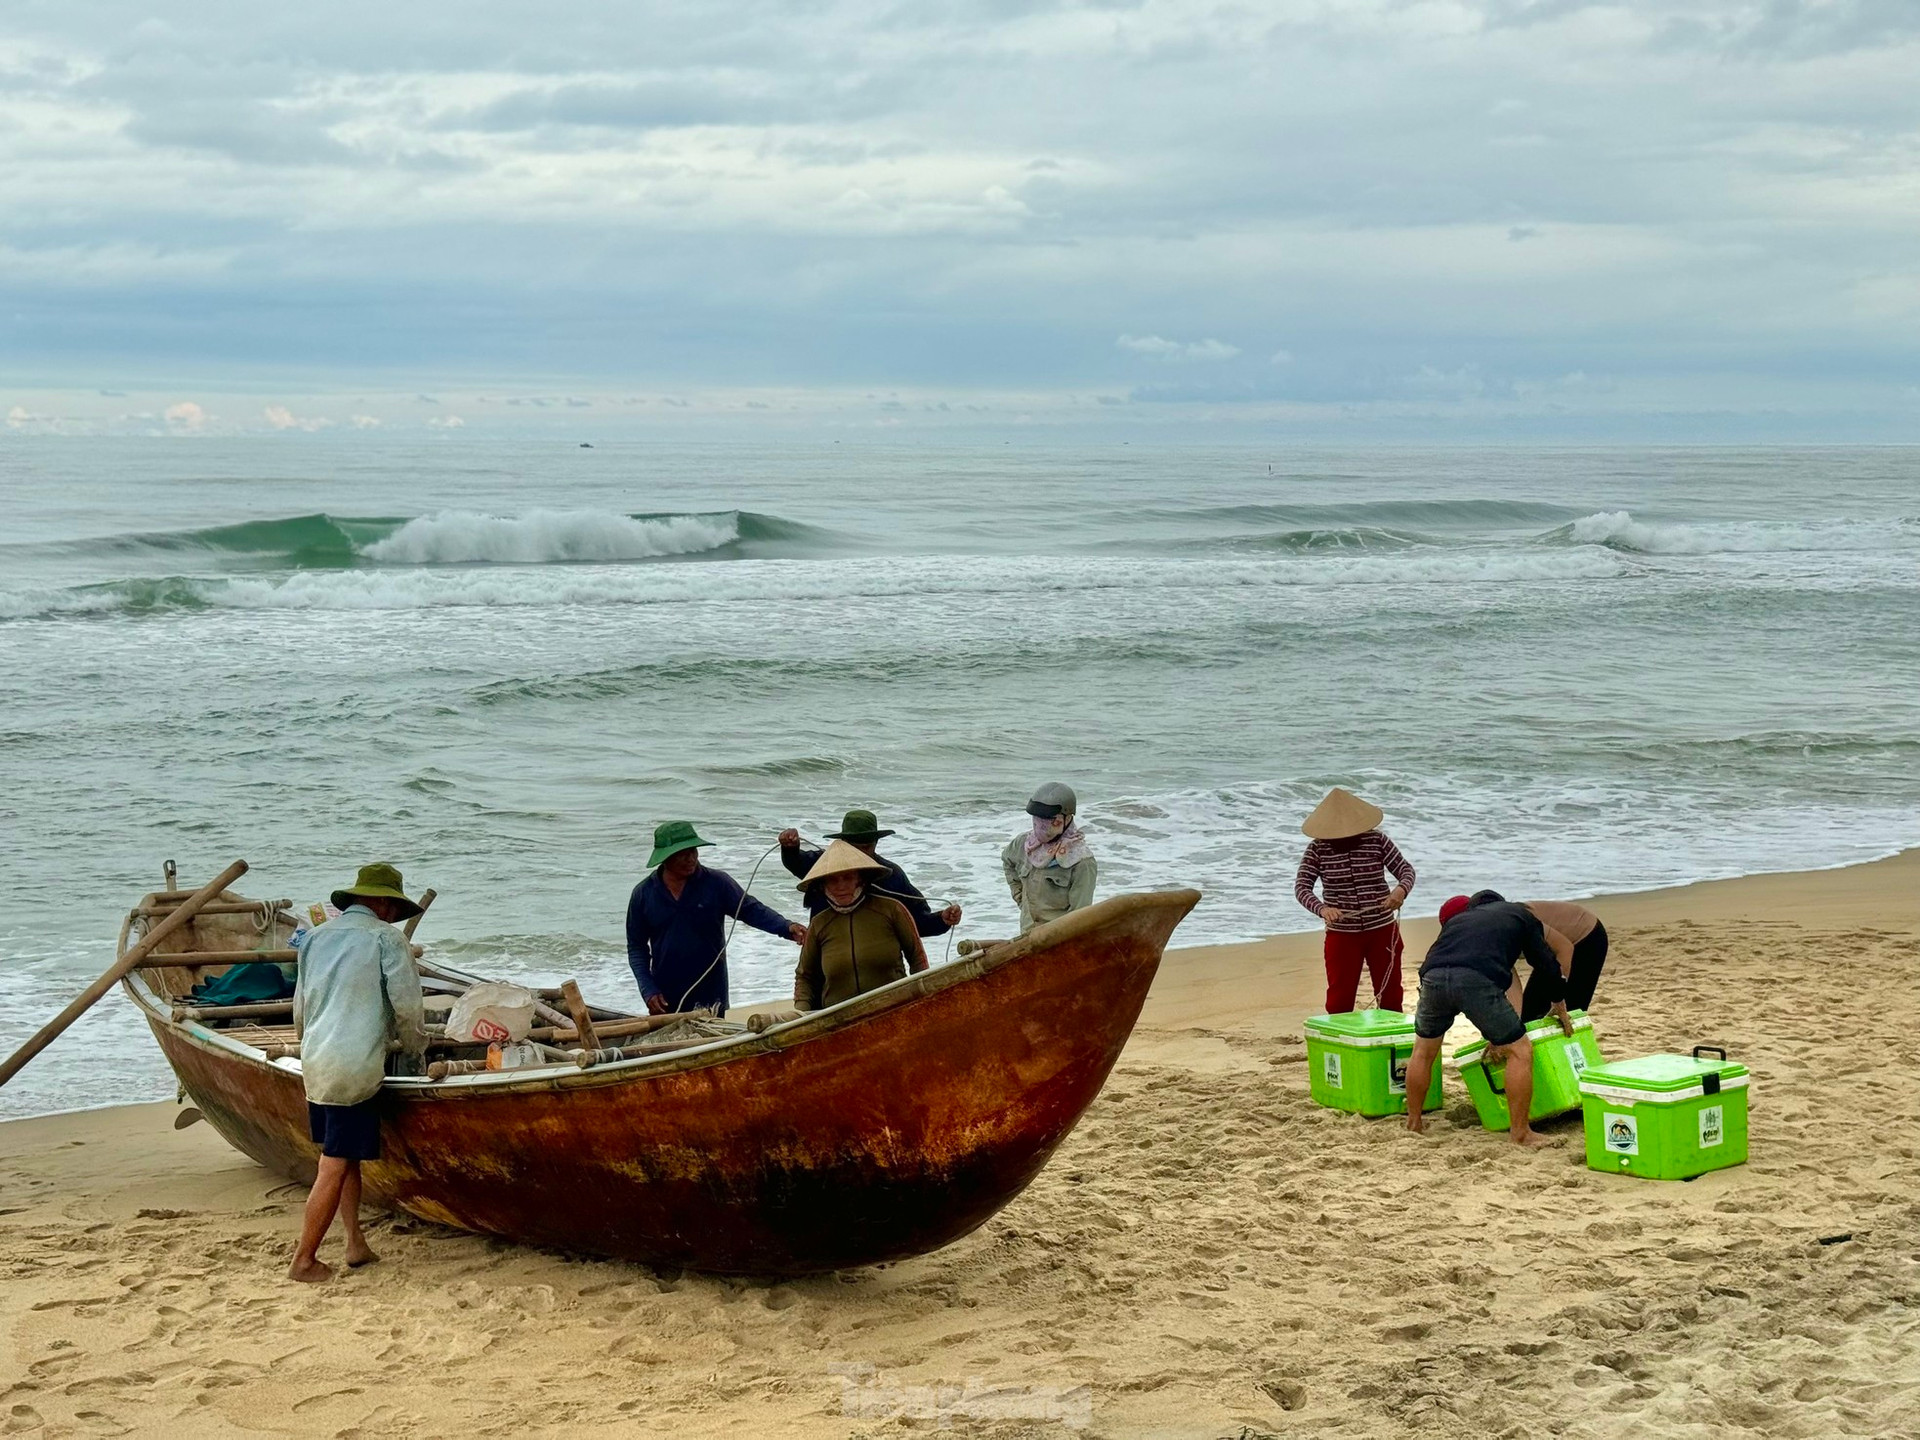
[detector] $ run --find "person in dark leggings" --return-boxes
[1519,901,1607,1021]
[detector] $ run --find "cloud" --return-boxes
[350,413,382,428]
[1117,335,1242,363]
[263,404,332,431]
[163,401,206,432]
[2,1,1919,435]
[426,414,465,428]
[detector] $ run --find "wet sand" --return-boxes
[3,854,1918,1437]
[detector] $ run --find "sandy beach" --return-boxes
[4,855,1918,1438]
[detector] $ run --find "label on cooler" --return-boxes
[1389,1051,1408,1094]
[1324,1052,1342,1088]
[1699,1105,1724,1148]
[1603,1112,1639,1155]
[1567,1047,1590,1079]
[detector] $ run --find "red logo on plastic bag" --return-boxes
[473,1017,511,1043]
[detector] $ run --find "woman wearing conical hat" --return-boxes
[1295,788,1416,1014]
[792,841,930,1012]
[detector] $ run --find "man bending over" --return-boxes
[1404,890,1571,1149]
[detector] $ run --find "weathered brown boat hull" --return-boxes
[141,889,1197,1274]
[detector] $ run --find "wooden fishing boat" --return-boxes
[117,877,1200,1275]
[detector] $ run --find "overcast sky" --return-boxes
[4,0,1919,436]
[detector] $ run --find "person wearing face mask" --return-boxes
[792,841,930,1011]
[1001,782,1098,933]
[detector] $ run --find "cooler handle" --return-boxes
[1691,1045,1727,1062]
[1478,1061,1506,1096]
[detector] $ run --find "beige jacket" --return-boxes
[1002,836,1097,933]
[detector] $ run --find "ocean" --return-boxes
[3,439,1917,1120]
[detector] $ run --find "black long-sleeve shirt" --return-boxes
[780,843,953,937]
[1419,897,1564,1003]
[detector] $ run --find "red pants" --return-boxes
[1324,924,1405,1013]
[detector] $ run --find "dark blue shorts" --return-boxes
[1414,967,1525,1047]
[307,1099,382,1160]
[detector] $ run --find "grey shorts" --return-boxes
[1414,967,1524,1047]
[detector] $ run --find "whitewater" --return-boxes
[3,438,1917,1120]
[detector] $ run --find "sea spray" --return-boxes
[362,509,742,564]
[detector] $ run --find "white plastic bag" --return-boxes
[444,982,537,1045]
[288,899,340,949]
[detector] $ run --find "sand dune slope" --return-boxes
[2,914,1918,1438]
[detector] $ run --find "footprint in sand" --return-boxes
[4,1406,44,1434]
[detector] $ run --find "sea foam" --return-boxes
[1567,510,1916,555]
[1,549,1632,619]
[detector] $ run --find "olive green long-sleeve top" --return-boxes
[793,895,925,1011]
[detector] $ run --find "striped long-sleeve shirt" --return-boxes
[1295,831,1416,934]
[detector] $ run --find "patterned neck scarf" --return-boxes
[1025,816,1090,868]
[824,885,868,915]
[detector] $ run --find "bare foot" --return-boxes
[1511,1131,1553,1149]
[1405,1117,1426,1135]
[345,1244,381,1269]
[288,1256,334,1283]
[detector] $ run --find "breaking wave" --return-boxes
[1556,511,1919,556]
[6,509,825,570]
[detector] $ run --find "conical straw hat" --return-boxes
[797,839,890,890]
[1301,787,1384,840]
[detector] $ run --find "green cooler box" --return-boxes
[1577,1047,1750,1180]
[1451,1011,1604,1132]
[1304,1009,1441,1117]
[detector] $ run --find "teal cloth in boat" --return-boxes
[189,961,296,1007]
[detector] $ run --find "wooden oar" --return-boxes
[0,859,248,1091]
[559,979,600,1050]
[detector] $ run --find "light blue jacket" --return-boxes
[292,905,427,1106]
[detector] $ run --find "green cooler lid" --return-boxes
[1453,1009,1591,1061]
[1304,1008,1415,1042]
[1580,1052,1748,1092]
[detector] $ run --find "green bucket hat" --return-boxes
[331,862,425,920]
[648,820,710,869]
[826,808,895,843]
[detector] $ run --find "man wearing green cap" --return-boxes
[778,809,961,937]
[627,822,807,1016]
[288,863,429,1283]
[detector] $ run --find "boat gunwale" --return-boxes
[122,888,1202,1100]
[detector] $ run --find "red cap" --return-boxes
[1438,894,1472,926]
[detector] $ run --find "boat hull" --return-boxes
[143,890,1197,1274]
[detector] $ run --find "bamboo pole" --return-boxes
[532,1011,698,1044]
[173,1000,293,1023]
[132,943,423,969]
[136,900,294,919]
[402,888,437,940]
[0,860,249,1091]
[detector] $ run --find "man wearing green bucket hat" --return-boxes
[777,809,961,937]
[627,821,807,1016]
[289,862,429,1282]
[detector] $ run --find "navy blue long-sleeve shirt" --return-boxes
[626,865,794,1015]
